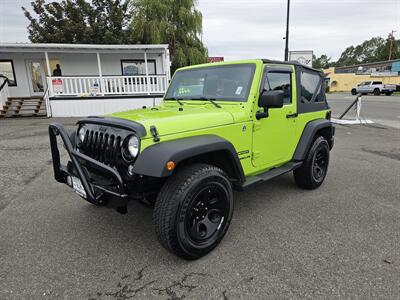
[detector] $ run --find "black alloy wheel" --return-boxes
[311,145,329,183]
[294,136,330,189]
[154,163,233,259]
[185,184,229,245]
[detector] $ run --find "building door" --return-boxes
[26,60,47,96]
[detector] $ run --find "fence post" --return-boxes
[144,50,150,95]
[97,52,105,95]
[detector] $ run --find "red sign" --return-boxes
[52,79,63,94]
[208,57,224,63]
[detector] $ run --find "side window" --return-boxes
[372,81,382,85]
[121,60,156,75]
[0,60,17,86]
[264,72,291,104]
[314,85,325,102]
[300,71,320,103]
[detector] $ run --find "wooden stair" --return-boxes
[0,97,47,118]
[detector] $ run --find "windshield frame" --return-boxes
[164,63,256,102]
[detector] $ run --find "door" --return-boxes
[252,65,297,169]
[26,60,47,96]
[358,81,371,93]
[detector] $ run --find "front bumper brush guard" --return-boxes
[49,123,128,205]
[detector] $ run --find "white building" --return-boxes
[0,43,171,117]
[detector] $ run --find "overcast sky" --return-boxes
[0,0,399,61]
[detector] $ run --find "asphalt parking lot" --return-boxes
[0,94,399,299]
[327,93,400,129]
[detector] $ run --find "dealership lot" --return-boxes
[0,94,399,299]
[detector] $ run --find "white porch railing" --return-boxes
[0,76,10,107]
[47,75,168,97]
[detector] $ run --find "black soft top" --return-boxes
[261,59,323,75]
[261,59,329,114]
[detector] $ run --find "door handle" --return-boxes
[286,113,298,119]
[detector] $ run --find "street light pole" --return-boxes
[388,30,397,61]
[284,0,291,61]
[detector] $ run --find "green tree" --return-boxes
[377,32,400,61]
[313,54,332,69]
[22,0,132,44]
[129,0,208,72]
[335,34,399,67]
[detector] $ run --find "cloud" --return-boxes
[0,0,399,61]
[199,0,400,60]
[0,0,31,41]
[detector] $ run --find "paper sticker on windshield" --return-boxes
[235,86,243,95]
[178,87,191,95]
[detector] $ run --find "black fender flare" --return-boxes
[132,134,245,182]
[293,119,334,161]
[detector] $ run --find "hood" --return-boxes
[111,104,234,138]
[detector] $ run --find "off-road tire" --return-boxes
[294,136,330,189]
[154,163,233,260]
[351,89,357,95]
[373,88,381,96]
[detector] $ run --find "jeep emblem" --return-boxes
[99,126,107,132]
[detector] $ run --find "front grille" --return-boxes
[81,129,123,166]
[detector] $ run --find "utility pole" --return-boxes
[388,30,396,61]
[284,0,291,61]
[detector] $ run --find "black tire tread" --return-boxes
[294,136,329,190]
[153,163,229,259]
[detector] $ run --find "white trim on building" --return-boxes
[0,43,171,117]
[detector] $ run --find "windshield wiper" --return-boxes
[164,97,184,106]
[192,97,221,108]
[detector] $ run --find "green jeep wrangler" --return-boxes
[49,59,334,259]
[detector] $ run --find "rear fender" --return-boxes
[293,119,334,161]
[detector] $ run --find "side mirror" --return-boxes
[259,90,284,108]
[256,90,285,120]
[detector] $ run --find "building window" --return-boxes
[121,60,156,76]
[0,60,17,86]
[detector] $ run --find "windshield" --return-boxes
[165,64,255,102]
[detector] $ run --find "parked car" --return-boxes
[351,81,396,96]
[49,59,335,259]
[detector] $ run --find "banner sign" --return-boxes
[52,79,63,94]
[90,82,100,95]
[289,51,313,67]
[208,57,224,63]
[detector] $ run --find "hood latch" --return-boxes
[150,125,160,142]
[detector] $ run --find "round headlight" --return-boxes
[78,127,86,142]
[127,135,140,158]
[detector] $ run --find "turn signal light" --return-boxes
[166,161,175,171]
